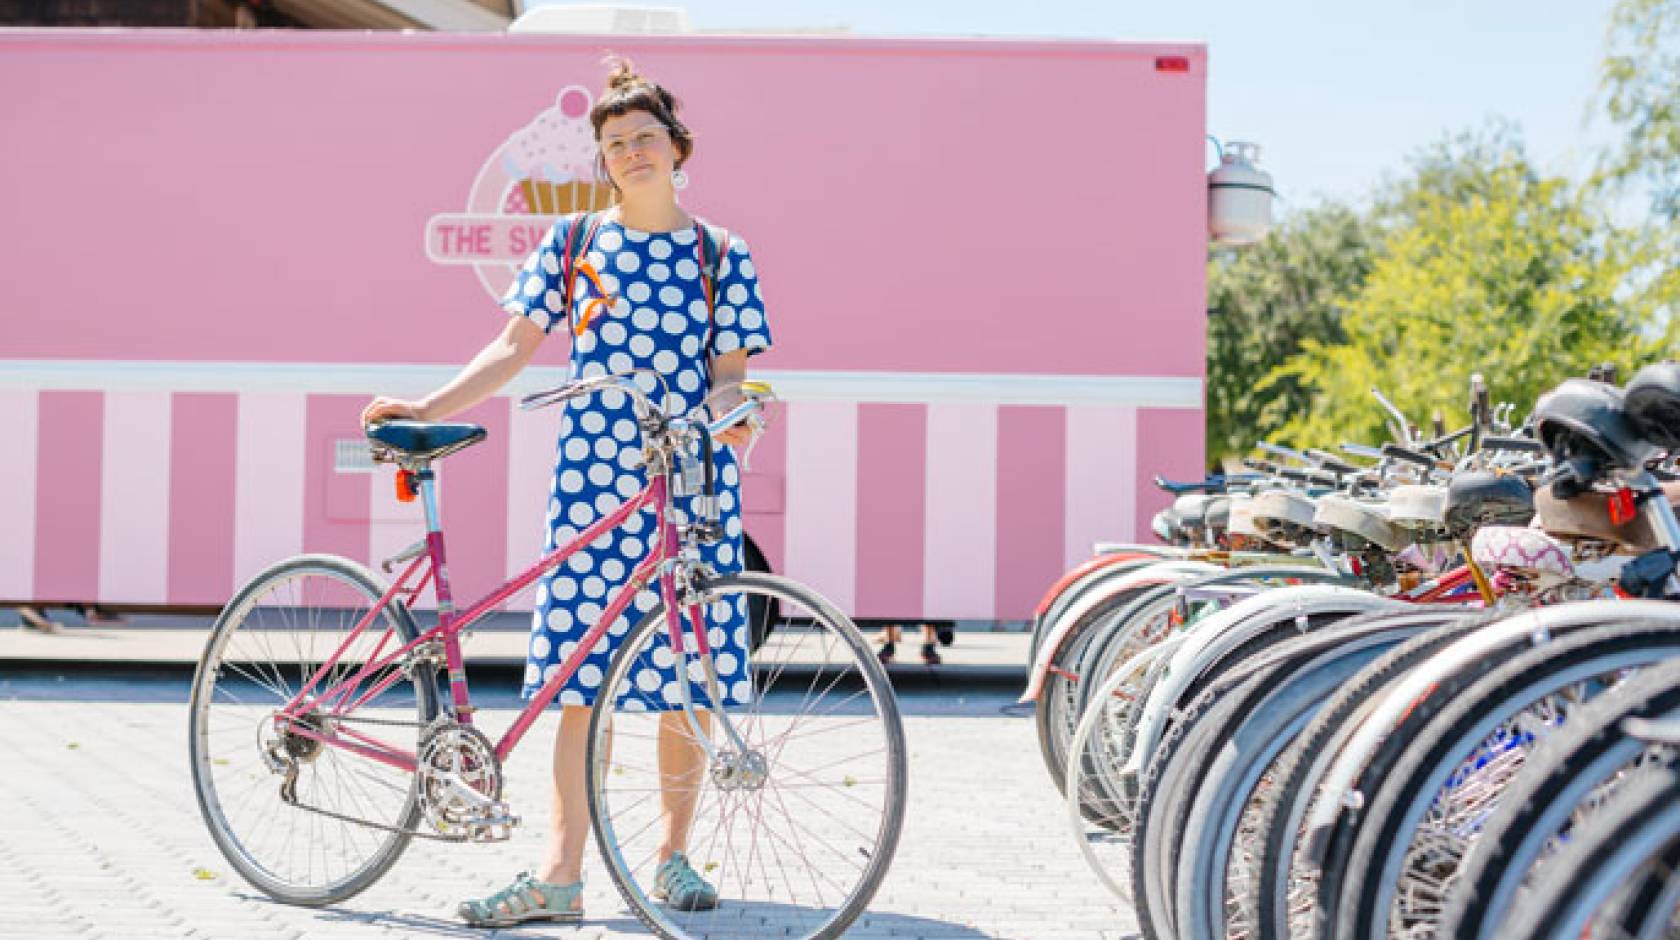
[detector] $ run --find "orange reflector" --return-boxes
[1609,487,1637,526]
[396,470,418,503]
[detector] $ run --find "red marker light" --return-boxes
[396,470,418,503]
[1608,487,1637,526]
[1155,56,1190,73]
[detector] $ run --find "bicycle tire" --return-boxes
[1249,608,1486,940]
[1175,621,1432,940]
[1036,577,1183,794]
[1130,604,1381,939]
[1029,555,1160,662]
[1502,762,1680,940]
[188,553,437,906]
[586,571,906,940]
[1071,582,1180,717]
[1064,637,1183,902]
[1326,620,1680,940]
[1440,658,1680,940]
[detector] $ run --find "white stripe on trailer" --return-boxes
[923,402,998,620]
[1064,405,1139,570]
[233,393,307,587]
[0,389,39,600]
[783,401,859,614]
[0,359,1201,407]
[99,391,171,603]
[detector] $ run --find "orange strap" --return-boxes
[571,257,617,337]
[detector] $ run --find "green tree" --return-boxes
[1265,144,1672,449]
[1598,0,1680,220]
[1205,204,1374,463]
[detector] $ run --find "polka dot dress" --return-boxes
[500,214,773,709]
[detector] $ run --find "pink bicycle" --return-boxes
[187,374,906,940]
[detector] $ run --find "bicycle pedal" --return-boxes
[466,804,521,843]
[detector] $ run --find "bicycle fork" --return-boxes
[656,515,757,783]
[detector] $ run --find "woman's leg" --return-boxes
[919,624,942,665]
[657,707,713,861]
[537,704,592,897]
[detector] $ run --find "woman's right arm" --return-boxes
[361,315,547,426]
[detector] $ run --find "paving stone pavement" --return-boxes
[0,678,1138,940]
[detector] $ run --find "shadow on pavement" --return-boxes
[274,895,1010,939]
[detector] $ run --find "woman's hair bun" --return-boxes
[604,57,646,93]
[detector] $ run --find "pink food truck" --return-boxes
[0,28,1208,625]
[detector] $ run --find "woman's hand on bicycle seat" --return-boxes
[361,396,427,427]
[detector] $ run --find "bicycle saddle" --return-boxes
[1471,526,1575,587]
[1152,508,1184,544]
[1534,480,1680,552]
[1172,494,1212,533]
[1225,495,1265,540]
[1249,489,1318,548]
[1626,361,1680,451]
[1314,494,1405,552]
[366,421,487,462]
[1204,496,1232,534]
[1444,471,1535,540]
[1533,378,1656,470]
[1387,484,1449,534]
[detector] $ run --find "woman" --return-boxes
[360,61,772,927]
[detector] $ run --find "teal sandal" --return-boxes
[458,871,584,927]
[654,853,719,911]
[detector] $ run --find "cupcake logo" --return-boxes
[424,85,615,300]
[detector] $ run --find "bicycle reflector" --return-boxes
[1609,487,1638,526]
[396,469,418,503]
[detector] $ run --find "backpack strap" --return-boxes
[561,210,605,336]
[692,218,732,355]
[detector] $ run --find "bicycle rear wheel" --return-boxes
[187,554,437,905]
[587,571,907,940]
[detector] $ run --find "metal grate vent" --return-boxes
[335,438,376,473]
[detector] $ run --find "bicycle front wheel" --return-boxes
[587,571,907,940]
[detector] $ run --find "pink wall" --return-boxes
[0,30,1207,376]
[0,30,1208,620]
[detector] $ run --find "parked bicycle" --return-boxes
[1026,361,1680,940]
[187,375,907,940]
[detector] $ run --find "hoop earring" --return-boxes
[672,168,690,190]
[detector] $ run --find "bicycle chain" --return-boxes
[273,715,487,839]
[329,713,428,728]
[282,792,469,843]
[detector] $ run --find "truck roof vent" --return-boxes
[508,5,691,34]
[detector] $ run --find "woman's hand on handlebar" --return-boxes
[715,424,752,448]
[361,396,426,427]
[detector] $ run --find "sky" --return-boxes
[530,0,1625,215]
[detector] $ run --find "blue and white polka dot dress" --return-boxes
[500,215,773,709]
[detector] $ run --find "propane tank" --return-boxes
[1208,141,1275,246]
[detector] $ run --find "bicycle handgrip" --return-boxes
[1307,448,1359,475]
[1381,443,1436,468]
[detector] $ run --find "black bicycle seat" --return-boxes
[1444,470,1534,539]
[366,421,486,462]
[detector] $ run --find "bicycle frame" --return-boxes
[269,463,716,775]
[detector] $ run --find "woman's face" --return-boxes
[598,110,680,195]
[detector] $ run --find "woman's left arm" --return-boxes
[710,349,752,446]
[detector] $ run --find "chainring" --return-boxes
[416,720,504,839]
